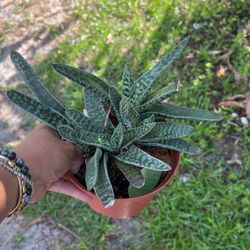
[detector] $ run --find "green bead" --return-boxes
[8,151,16,160]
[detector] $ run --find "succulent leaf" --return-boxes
[137,82,178,112]
[114,145,171,171]
[53,63,110,103]
[111,123,124,149]
[142,103,224,121]
[119,98,140,129]
[109,86,123,124]
[141,114,155,125]
[133,37,189,105]
[94,153,115,208]
[7,90,68,129]
[76,129,114,151]
[84,89,114,129]
[129,169,162,197]
[122,123,156,148]
[85,148,103,190]
[65,109,110,133]
[58,125,91,152]
[138,138,202,154]
[10,51,66,116]
[122,64,134,100]
[139,122,194,142]
[114,159,145,188]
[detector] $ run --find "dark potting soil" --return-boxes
[75,147,172,198]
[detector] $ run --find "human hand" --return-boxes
[14,124,91,203]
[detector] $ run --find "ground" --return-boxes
[0,1,249,250]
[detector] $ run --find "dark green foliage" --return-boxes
[114,159,145,188]
[7,90,68,129]
[85,148,102,190]
[128,169,162,197]
[53,63,110,103]
[142,103,224,121]
[7,39,223,207]
[94,153,115,208]
[10,51,66,116]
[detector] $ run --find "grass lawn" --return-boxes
[19,0,249,249]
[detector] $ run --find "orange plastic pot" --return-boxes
[64,150,180,219]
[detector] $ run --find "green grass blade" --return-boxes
[114,144,171,171]
[94,153,115,208]
[7,90,68,129]
[114,159,145,188]
[138,138,202,155]
[85,148,103,190]
[53,63,110,103]
[143,103,224,121]
[10,51,65,116]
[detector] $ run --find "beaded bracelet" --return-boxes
[0,149,34,216]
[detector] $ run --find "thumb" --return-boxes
[49,179,92,203]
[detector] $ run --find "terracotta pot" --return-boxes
[63,150,180,219]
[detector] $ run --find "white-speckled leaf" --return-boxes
[114,144,171,171]
[10,51,65,116]
[85,148,103,190]
[94,153,115,208]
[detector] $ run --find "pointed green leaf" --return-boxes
[119,98,140,129]
[114,159,145,188]
[137,82,178,112]
[133,37,189,105]
[84,89,114,129]
[111,123,124,149]
[138,138,202,155]
[129,169,163,197]
[85,148,103,190]
[122,123,156,148]
[76,129,114,151]
[139,122,194,142]
[53,63,110,103]
[114,144,171,171]
[122,64,134,100]
[7,90,68,129]
[58,125,92,152]
[141,114,155,125]
[94,153,115,208]
[65,109,110,133]
[109,86,122,124]
[10,51,65,116]
[142,103,224,121]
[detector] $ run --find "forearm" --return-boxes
[0,167,19,222]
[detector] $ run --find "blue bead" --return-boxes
[7,151,16,160]
[1,150,9,157]
[21,165,29,175]
[24,194,31,204]
[16,159,24,167]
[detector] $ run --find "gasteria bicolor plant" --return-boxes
[7,37,223,207]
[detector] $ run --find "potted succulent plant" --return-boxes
[7,37,223,218]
